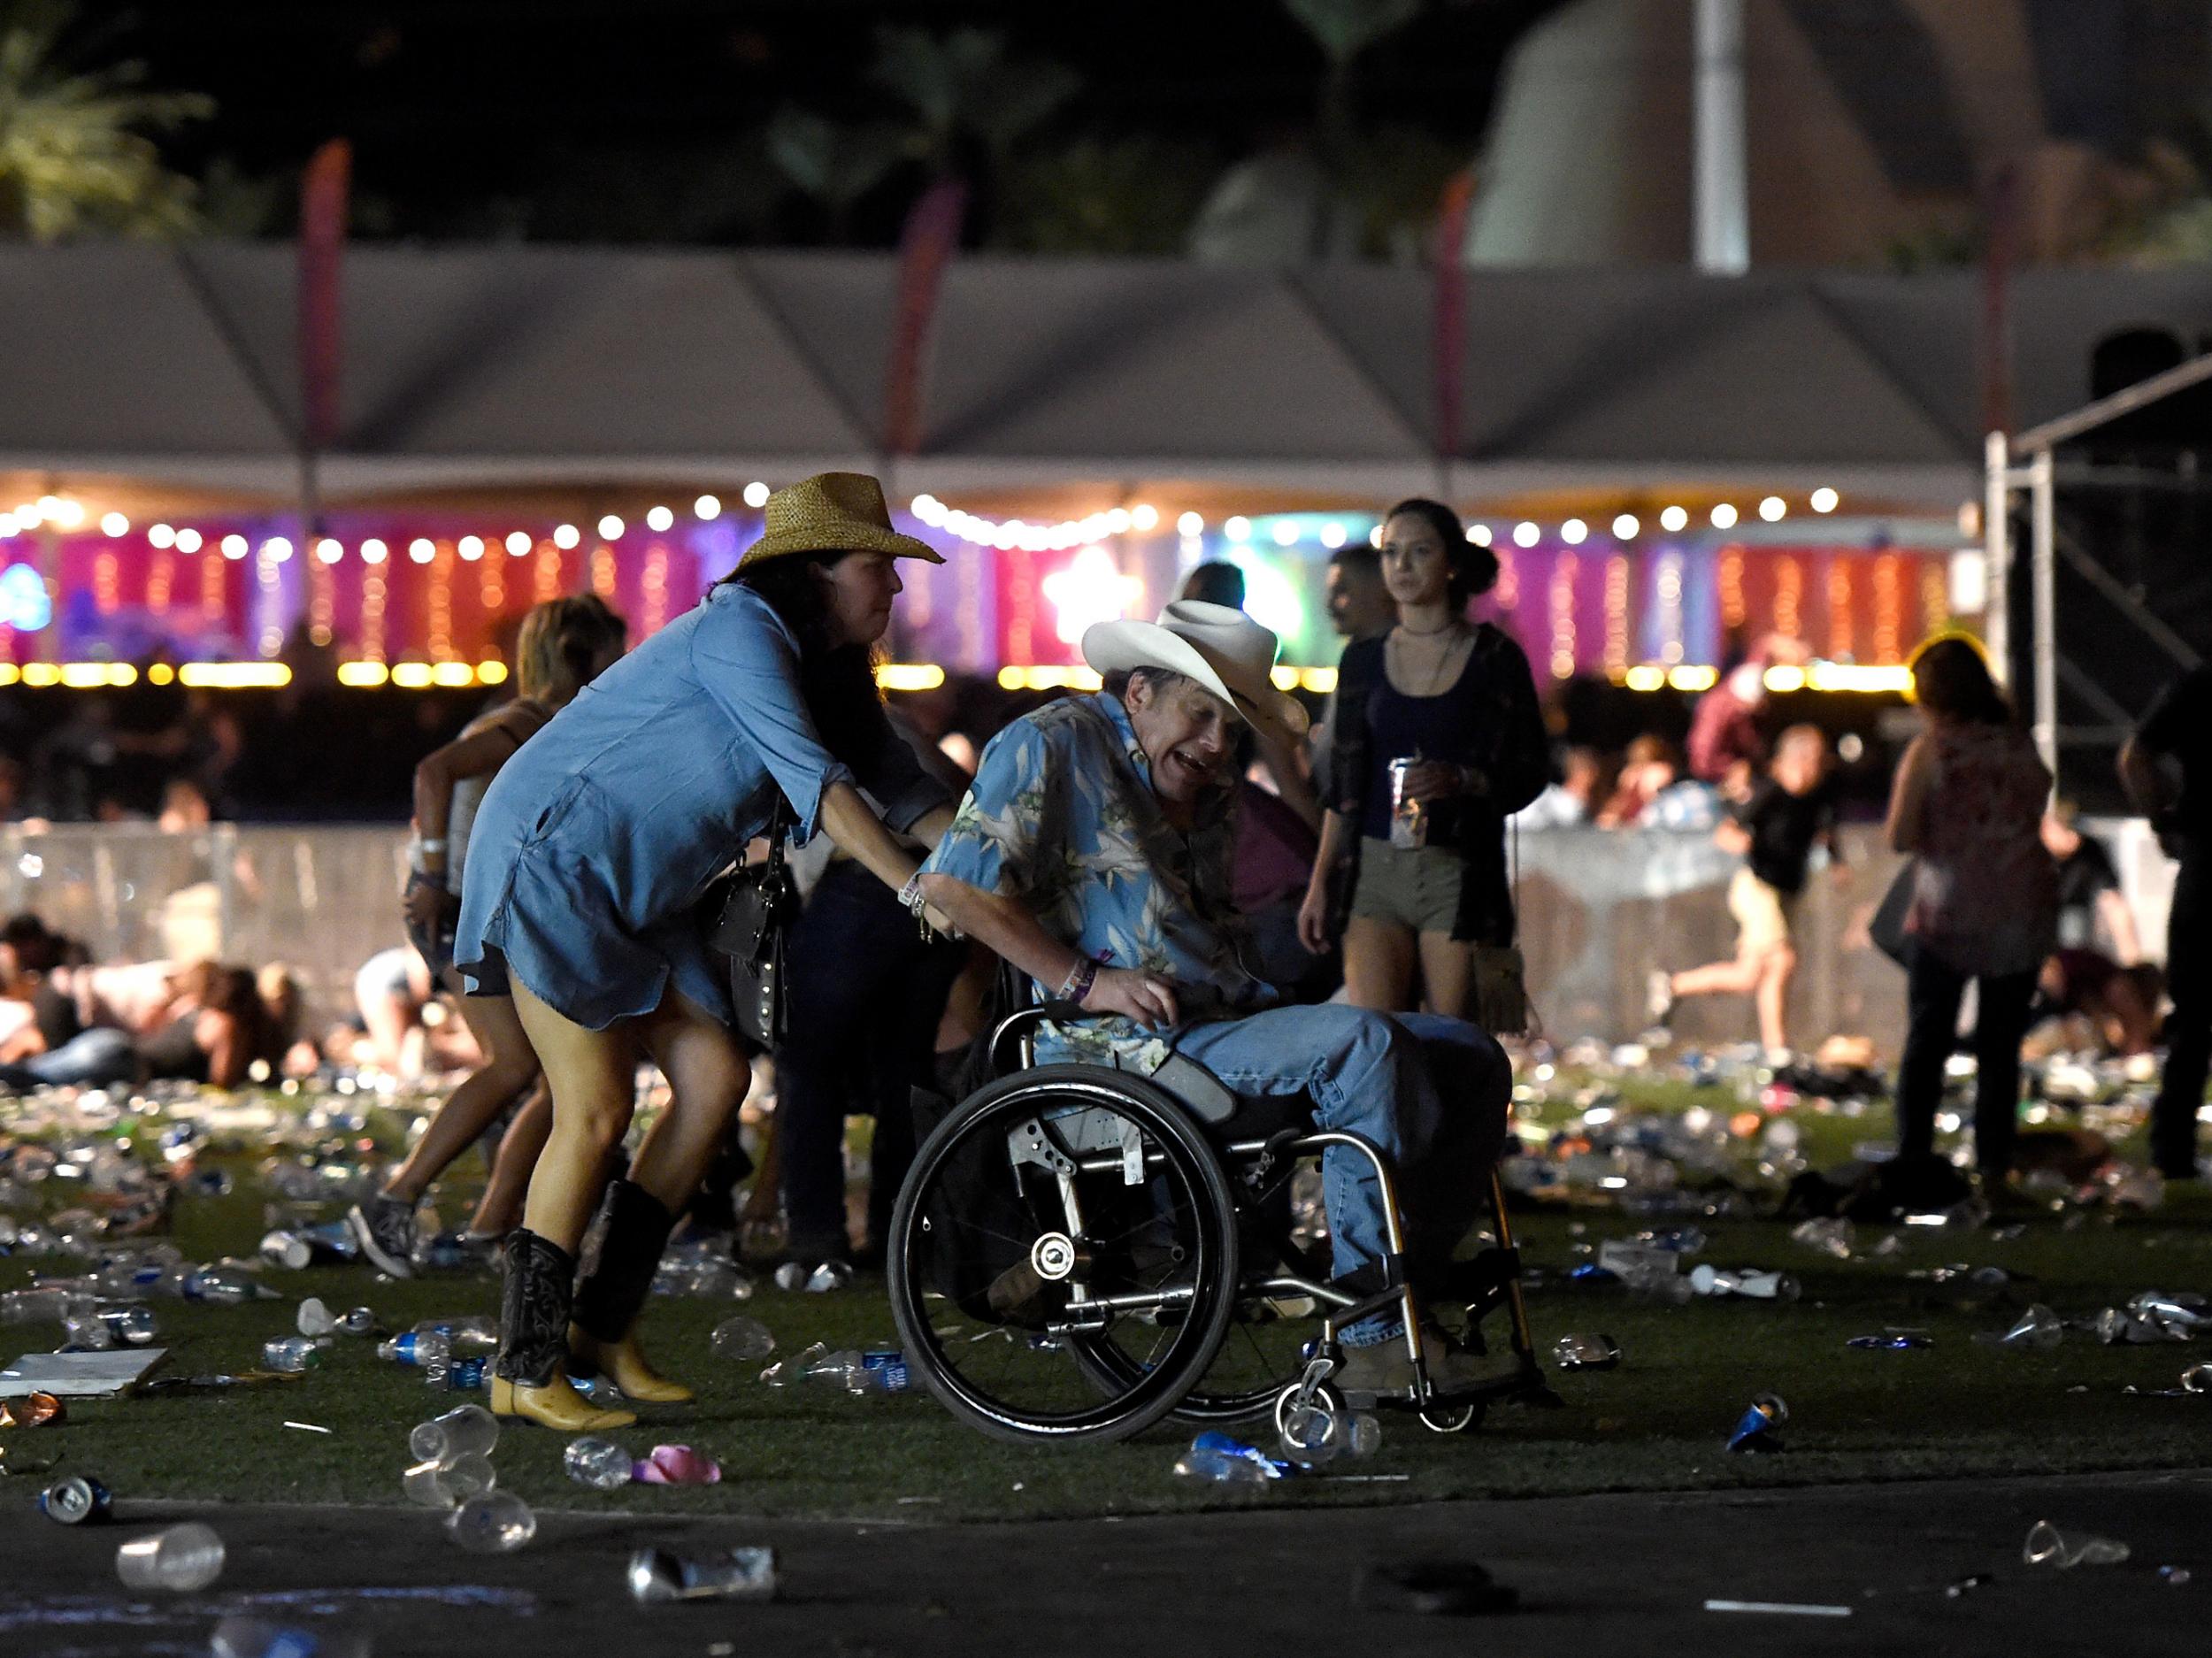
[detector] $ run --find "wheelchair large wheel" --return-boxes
[888,1066,1242,1445]
[1079,1285,1315,1424]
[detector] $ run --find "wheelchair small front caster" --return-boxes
[1418,1396,1484,1434]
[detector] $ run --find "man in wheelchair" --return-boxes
[913,600,1513,1396]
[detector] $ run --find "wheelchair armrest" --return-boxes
[1149,1053,1238,1125]
[987,1001,1087,1073]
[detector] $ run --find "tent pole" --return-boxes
[1983,429,2010,688]
[2029,445,2057,778]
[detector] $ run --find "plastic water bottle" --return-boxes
[710,1316,775,1362]
[98,1305,158,1345]
[0,1287,93,1324]
[259,1231,314,1270]
[261,1336,326,1373]
[1173,1439,1274,1485]
[409,1403,498,1464]
[378,1331,449,1370]
[564,1436,634,1491]
[759,1340,826,1387]
[182,1266,263,1306]
[297,1298,375,1338]
[447,1490,535,1554]
[856,1349,911,1393]
[411,1315,498,1352]
[115,1522,226,1591]
[627,1545,778,1603]
[1688,1264,1801,1301]
[438,1356,488,1391]
[211,1615,371,1658]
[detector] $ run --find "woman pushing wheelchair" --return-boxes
[915,600,1516,1397]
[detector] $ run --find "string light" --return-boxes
[1758,495,1786,523]
[1660,505,1689,533]
[1612,513,1639,539]
[1320,522,1348,549]
[694,495,722,520]
[220,534,248,560]
[1225,517,1251,542]
[315,538,342,564]
[100,512,129,537]
[149,523,175,549]
[1561,518,1588,546]
[175,528,203,554]
[505,530,531,556]
[408,538,434,564]
[457,534,485,561]
[1468,523,1493,547]
[1178,511,1204,536]
[1513,521,1540,549]
[1710,503,1739,529]
[261,536,293,563]
[646,505,674,533]
[1810,487,1840,513]
[597,515,625,541]
[1271,520,1298,547]
[360,538,388,564]
[553,524,580,549]
[742,481,770,509]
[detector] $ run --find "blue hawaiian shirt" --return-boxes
[920,693,1277,1072]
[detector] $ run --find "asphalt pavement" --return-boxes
[4,1467,2207,1656]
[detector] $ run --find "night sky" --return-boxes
[109,0,1560,242]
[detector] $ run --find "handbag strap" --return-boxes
[764,794,793,882]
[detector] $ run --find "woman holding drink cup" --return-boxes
[1297,498,1548,1029]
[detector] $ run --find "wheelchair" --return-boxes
[887,1001,1552,1447]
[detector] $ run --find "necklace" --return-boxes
[1389,623,1469,695]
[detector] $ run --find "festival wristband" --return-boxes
[1056,957,1099,1006]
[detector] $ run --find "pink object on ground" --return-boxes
[631,1445,722,1485]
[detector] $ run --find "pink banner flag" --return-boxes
[883,176,968,457]
[1431,169,1476,464]
[298,140,351,453]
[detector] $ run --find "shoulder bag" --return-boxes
[704,796,797,1050]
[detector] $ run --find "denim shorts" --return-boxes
[1348,836,1464,934]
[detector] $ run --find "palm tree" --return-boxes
[0,1,211,242]
[764,106,905,242]
[868,26,1082,181]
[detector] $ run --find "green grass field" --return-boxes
[4,1071,2210,1520]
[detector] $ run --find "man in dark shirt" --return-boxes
[2121,666,2212,1177]
[1651,725,1839,1057]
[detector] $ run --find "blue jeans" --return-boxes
[1173,1005,1509,1344]
[0,1026,138,1092]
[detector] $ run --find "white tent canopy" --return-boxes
[3,243,2209,504]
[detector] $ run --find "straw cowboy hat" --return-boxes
[1083,600,1310,748]
[739,472,944,569]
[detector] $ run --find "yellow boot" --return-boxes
[570,1178,697,1404]
[489,1365,637,1431]
[570,1324,693,1404]
[491,1227,638,1431]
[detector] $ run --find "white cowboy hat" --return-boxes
[1082,600,1310,748]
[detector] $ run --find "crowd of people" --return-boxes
[3,470,2207,1436]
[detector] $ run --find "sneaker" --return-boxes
[1646,970,1676,1026]
[347,1194,418,1278]
[1335,1329,1517,1398]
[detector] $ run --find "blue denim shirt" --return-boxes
[456,582,949,1029]
[920,692,1275,1072]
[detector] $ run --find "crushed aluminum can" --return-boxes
[40,1474,112,1524]
[1387,757,1427,849]
[0,1392,65,1429]
[1725,1392,1787,1454]
[626,1544,778,1603]
[1551,1333,1622,1371]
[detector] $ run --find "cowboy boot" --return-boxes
[489,1228,635,1431]
[569,1179,692,1403]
